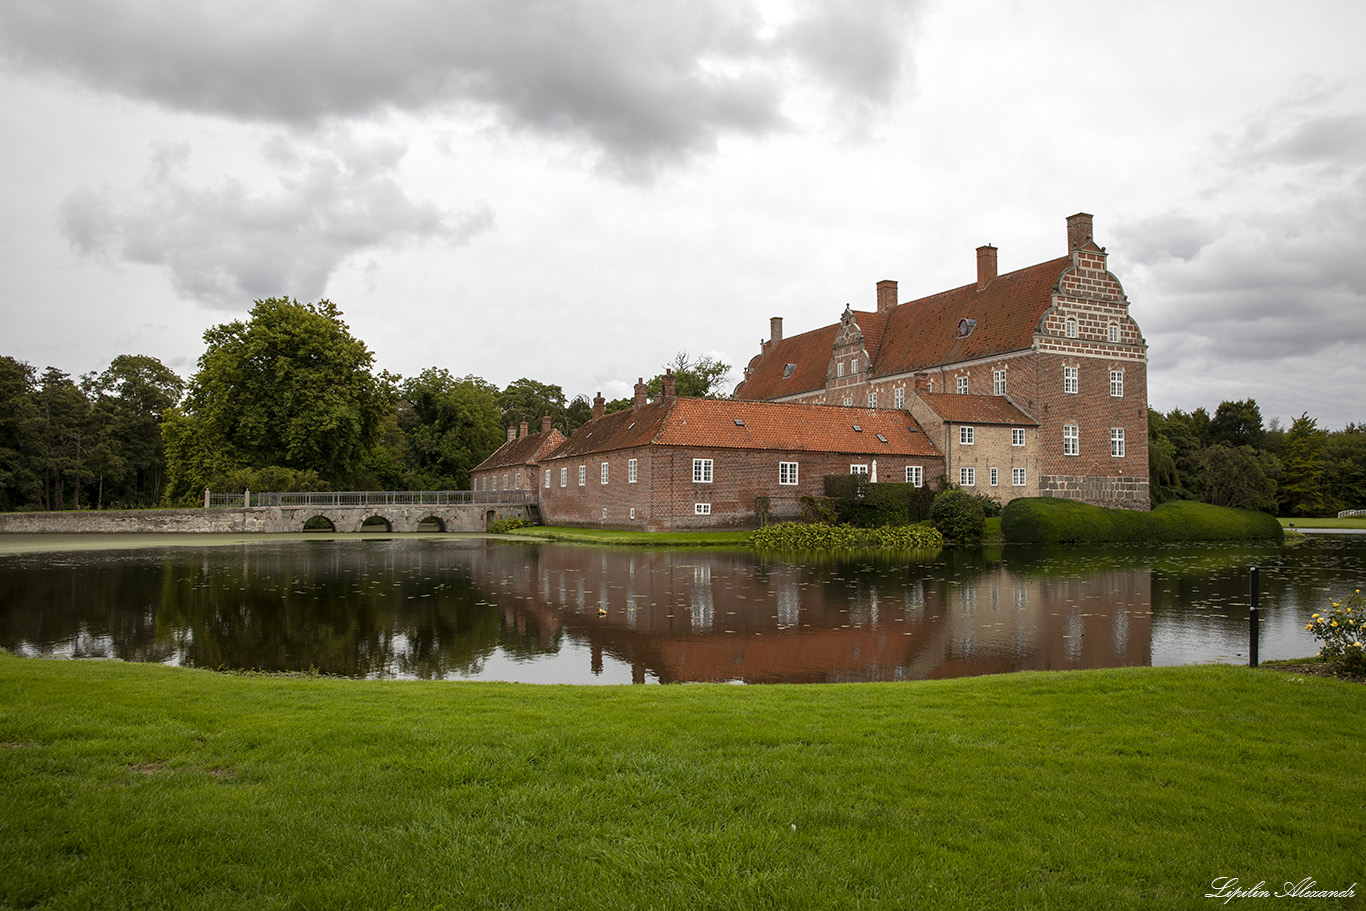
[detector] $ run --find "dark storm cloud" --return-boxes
[0,0,921,175]
[59,139,491,308]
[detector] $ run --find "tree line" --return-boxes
[0,298,732,510]
[1149,399,1366,516]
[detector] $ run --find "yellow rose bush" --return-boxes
[1306,589,1366,674]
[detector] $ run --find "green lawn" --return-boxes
[506,525,753,546]
[1278,517,1366,530]
[2,656,1362,910]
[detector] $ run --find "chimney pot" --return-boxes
[770,316,783,344]
[1067,212,1094,251]
[506,425,516,443]
[633,377,648,411]
[976,245,997,289]
[541,413,552,434]
[592,391,605,419]
[876,280,898,313]
[519,419,528,438]
[662,369,676,398]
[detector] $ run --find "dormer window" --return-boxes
[957,318,976,338]
[783,363,796,378]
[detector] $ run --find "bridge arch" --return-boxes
[416,515,446,532]
[302,514,338,532]
[360,514,393,532]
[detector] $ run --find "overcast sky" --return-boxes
[2,0,1364,429]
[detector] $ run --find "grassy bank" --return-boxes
[1003,498,1284,544]
[1278,517,1366,530]
[506,525,753,546]
[2,656,1362,910]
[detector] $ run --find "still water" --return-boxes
[2,536,1363,684]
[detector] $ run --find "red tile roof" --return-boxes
[914,393,1038,426]
[546,397,942,460]
[736,256,1069,400]
[472,429,567,472]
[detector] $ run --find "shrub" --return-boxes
[1306,590,1366,675]
[930,488,986,546]
[821,476,935,527]
[1001,498,1285,544]
[750,522,942,551]
[488,517,534,534]
[799,495,839,525]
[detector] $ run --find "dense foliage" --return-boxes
[1001,498,1285,544]
[750,521,943,550]
[1150,399,1366,516]
[1306,590,1366,675]
[930,487,987,546]
[821,475,937,526]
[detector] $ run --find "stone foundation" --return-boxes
[1039,475,1150,511]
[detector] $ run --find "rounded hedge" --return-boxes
[1001,498,1284,544]
[930,488,986,546]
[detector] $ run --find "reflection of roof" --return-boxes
[914,393,1038,426]
[544,397,942,460]
[472,429,567,472]
[737,257,1069,400]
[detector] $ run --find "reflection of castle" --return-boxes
[470,543,1153,683]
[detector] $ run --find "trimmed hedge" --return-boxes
[1001,498,1285,544]
[751,522,944,551]
[822,476,936,527]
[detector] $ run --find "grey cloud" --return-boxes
[0,0,919,176]
[59,139,490,308]
[1111,212,1222,266]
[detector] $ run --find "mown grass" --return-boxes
[2,656,1363,910]
[1278,517,1366,530]
[506,525,753,546]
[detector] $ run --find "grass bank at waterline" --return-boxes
[506,525,753,546]
[3,658,1363,910]
[1279,517,1366,530]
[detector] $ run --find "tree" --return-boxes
[0,356,43,510]
[497,378,568,433]
[1210,399,1265,449]
[90,355,184,507]
[1278,413,1328,516]
[1322,425,1366,514]
[647,351,733,399]
[176,298,391,491]
[1182,444,1279,512]
[36,368,91,510]
[398,369,504,490]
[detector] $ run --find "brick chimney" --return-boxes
[506,425,516,443]
[518,419,528,438]
[541,413,552,434]
[662,369,676,398]
[976,245,997,289]
[1067,212,1094,250]
[592,392,605,419]
[633,377,648,411]
[876,280,898,313]
[770,317,783,345]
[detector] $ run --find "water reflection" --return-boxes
[2,537,1363,684]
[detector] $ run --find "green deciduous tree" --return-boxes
[173,299,391,494]
[1182,444,1279,512]
[647,351,733,399]
[398,369,504,490]
[497,378,569,434]
[1210,399,1265,449]
[0,356,43,510]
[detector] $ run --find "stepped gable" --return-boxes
[913,393,1038,426]
[735,323,838,400]
[873,256,1070,376]
[551,397,940,458]
[472,427,567,472]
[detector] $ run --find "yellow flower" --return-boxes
[1313,613,1321,619]
[1331,621,1338,627]
[1306,624,1314,630]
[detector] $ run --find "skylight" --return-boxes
[876,434,887,443]
[853,425,862,432]
[733,419,745,426]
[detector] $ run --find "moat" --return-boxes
[2,535,1361,683]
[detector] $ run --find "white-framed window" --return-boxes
[779,462,799,485]
[990,467,999,487]
[1012,467,1027,486]
[960,467,975,486]
[693,459,713,483]
[1111,427,1126,458]
[515,472,521,488]
[868,391,877,408]
[1064,424,1079,456]
[578,465,586,486]
[905,465,923,487]
[1108,324,1120,343]
[1064,366,1078,394]
[851,359,859,372]
[695,503,711,515]
[850,464,869,475]
[893,387,905,409]
[1110,369,1123,397]
[629,508,635,519]
[1012,428,1026,447]
[842,396,852,406]
[993,369,1006,396]
[960,426,975,445]
[628,458,637,484]
[837,361,845,377]
[602,508,607,519]
[601,462,609,485]
[956,376,969,395]
[560,467,567,487]
[544,469,551,488]
[1066,318,1077,338]
[502,474,508,490]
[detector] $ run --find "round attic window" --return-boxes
[957,318,977,338]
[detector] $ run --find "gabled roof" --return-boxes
[735,256,1070,400]
[472,429,567,472]
[914,393,1038,427]
[545,397,942,460]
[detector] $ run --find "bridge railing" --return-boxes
[206,490,532,508]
